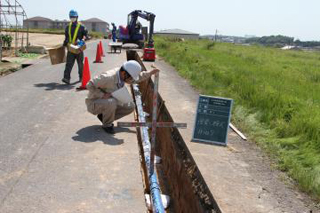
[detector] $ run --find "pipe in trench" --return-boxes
[132,84,165,213]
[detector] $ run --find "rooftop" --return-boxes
[25,16,53,22]
[82,18,108,23]
[155,29,199,35]
[25,16,108,24]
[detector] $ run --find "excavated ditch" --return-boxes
[127,50,222,213]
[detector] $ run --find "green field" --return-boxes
[155,36,320,199]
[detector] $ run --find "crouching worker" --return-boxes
[85,60,159,134]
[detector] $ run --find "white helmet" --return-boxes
[123,60,141,81]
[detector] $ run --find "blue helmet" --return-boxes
[69,10,78,18]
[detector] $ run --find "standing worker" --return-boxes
[85,60,159,134]
[111,23,117,42]
[62,10,88,85]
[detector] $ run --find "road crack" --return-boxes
[0,136,49,208]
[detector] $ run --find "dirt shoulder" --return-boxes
[28,33,64,48]
[2,32,64,48]
[26,32,95,48]
[0,33,62,76]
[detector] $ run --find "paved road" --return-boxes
[0,40,145,213]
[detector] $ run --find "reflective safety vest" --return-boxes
[68,22,81,44]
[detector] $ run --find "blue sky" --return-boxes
[18,0,320,41]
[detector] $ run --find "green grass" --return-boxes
[155,36,320,200]
[17,52,40,59]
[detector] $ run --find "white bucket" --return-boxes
[111,87,133,104]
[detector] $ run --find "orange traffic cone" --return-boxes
[93,43,103,63]
[99,41,105,57]
[77,57,91,90]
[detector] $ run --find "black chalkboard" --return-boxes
[192,95,233,146]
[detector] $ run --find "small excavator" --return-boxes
[118,10,156,61]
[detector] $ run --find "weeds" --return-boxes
[155,36,320,200]
[17,52,40,59]
[205,42,215,50]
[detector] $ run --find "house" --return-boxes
[82,18,109,34]
[155,29,199,40]
[24,16,109,34]
[52,19,69,30]
[23,16,53,29]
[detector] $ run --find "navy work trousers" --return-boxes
[63,51,84,81]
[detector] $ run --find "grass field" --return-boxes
[155,36,320,200]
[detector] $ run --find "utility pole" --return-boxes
[0,0,2,62]
[214,29,218,42]
[15,0,18,56]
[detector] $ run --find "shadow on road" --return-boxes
[113,126,136,134]
[34,81,79,91]
[72,125,126,145]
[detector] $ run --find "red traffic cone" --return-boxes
[94,43,103,63]
[77,57,91,90]
[99,41,105,57]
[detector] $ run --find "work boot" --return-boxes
[61,78,70,85]
[102,124,115,134]
[97,114,103,123]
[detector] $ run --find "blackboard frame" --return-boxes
[192,95,233,146]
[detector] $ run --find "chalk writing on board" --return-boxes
[192,95,233,146]
[197,129,215,137]
[197,118,225,128]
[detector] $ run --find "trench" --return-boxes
[127,50,222,213]
[0,60,33,77]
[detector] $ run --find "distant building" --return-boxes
[281,45,300,50]
[52,19,69,30]
[155,29,199,40]
[24,16,109,34]
[245,35,256,38]
[82,18,109,34]
[201,34,246,44]
[23,16,53,29]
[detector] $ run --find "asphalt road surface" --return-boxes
[0,40,146,213]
